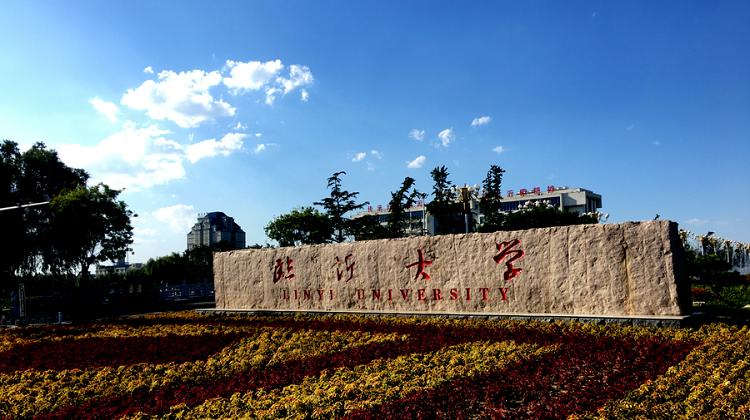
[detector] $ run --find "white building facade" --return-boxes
[95,258,144,276]
[187,212,246,250]
[351,186,602,236]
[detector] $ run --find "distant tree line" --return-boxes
[105,240,245,290]
[263,166,599,247]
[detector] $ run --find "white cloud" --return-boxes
[367,162,375,171]
[121,69,235,128]
[653,141,661,146]
[134,227,157,236]
[153,204,196,234]
[438,128,455,147]
[409,129,425,141]
[371,150,382,159]
[133,213,149,223]
[185,133,246,163]
[352,152,366,162]
[133,225,158,243]
[471,116,491,127]
[223,60,284,94]
[254,133,262,137]
[493,146,505,154]
[144,66,154,74]
[58,121,185,191]
[89,98,120,122]
[232,122,248,130]
[277,65,314,94]
[627,124,635,131]
[57,122,246,191]
[223,60,313,105]
[265,87,280,105]
[254,143,277,153]
[687,218,709,225]
[407,155,426,168]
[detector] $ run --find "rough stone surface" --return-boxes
[213,220,692,317]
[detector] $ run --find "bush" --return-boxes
[691,287,711,302]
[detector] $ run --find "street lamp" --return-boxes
[443,184,482,234]
[583,211,610,223]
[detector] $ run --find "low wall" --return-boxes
[213,220,692,317]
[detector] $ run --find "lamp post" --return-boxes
[443,184,482,234]
[583,211,610,223]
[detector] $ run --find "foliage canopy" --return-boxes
[385,177,421,238]
[264,206,333,247]
[424,166,464,235]
[1,141,133,288]
[313,171,369,243]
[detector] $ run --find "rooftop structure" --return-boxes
[351,186,602,236]
[95,258,144,276]
[187,211,246,250]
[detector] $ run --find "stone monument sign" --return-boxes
[213,220,692,317]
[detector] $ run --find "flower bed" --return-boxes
[0,312,748,419]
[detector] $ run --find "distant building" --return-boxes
[351,186,602,236]
[187,211,246,250]
[95,258,144,276]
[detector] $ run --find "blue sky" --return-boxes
[2,1,748,265]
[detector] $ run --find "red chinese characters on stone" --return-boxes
[405,249,432,280]
[335,254,356,282]
[273,257,295,283]
[493,239,524,281]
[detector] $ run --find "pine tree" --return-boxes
[314,171,369,242]
[477,165,505,233]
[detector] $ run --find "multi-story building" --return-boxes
[351,186,602,236]
[95,258,144,276]
[187,212,246,250]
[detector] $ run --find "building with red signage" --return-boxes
[350,186,602,236]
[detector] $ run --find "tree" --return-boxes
[264,207,334,247]
[424,166,464,235]
[314,171,369,243]
[49,183,134,284]
[145,252,188,286]
[0,141,89,278]
[477,165,505,233]
[0,141,25,282]
[686,233,747,308]
[500,204,598,231]
[349,214,388,241]
[184,245,215,283]
[385,177,420,238]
